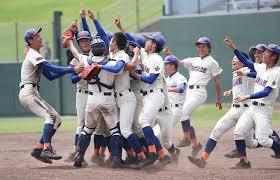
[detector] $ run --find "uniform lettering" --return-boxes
[191,66,207,73]
[255,76,267,87]
[232,77,242,87]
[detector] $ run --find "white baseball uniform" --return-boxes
[181,55,223,120]
[19,48,62,129]
[69,58,88,135]
[234,63,280,148]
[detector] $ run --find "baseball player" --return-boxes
[64,30,91,162]
[166,37,223,157]
[188,52,258,168]
[224,36,280,169]
[19,28,84,164]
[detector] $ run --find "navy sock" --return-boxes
[39,133,44,145]
[142,126,156,146]
[190,126,196,139]
[181,119,190,132]
[105,136,111,152]
[110,135,122,156]
[77,132,91,155]
[272,130,280,139]
[127,133,142,154]
[74,134,79,146]
[154,136,163,151]
[167,144,175,154]
[138,137,148,148]
[94,134,103,150]
[271,140,280,152]
[235,139,247,157]
[204,138,217,154]
[122,136,132,151]
[43,123,54,144]
[100,135,106,148]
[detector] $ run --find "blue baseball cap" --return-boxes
[195,36,211,47]
[252,44,267,51]
[265,44,280,55]
[106,31,113,41]
[133,34,146,48]
[24,28,42,43]
[146,33,166,50]
[164,55,179,65]
[76,31,91,41]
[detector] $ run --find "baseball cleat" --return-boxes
[158,155,172,166]
[171,148,181,163]
[111,155,122,169]
[40,147,62,160]
[31,148,52,164]
[138,152,157,167]
[271,150,280,159]
[73,152,85,168]
[123,154,138,165]
[64,152,76,162]
[177,139,191,147]
[188,156,206,168]
[191,143,203,157]
[231,159,251,169]
[91,154,105,166]
[224,148,240,159]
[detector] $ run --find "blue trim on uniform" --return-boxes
[42,68,65,81]
[234,49,255,71]
[250,86,272,99]
[70,73,81,84]
[247,71,257,78]
[178,83,186,93]
[235,139,247,157]
[204,138,217,154]
[93,19,110,49]
[140,73,159,84]
[101,60,125,73]
[39,61,75,76]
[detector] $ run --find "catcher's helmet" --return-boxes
[91,37,106,56]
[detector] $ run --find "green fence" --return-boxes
[160,9,280,103]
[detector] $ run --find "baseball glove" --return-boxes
[80,64,101,81]
[62,30,74,48]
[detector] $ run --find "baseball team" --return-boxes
[19,8,280,170]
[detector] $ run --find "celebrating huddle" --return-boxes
[19,7,280,171]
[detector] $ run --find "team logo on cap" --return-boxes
[154,66,160,71]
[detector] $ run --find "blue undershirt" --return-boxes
[70,73,81,84]
[124,32,141,48]
[81,17,91,35]
[39,61,75,81]
[178,83,186,93]
[93,19,110,49]
[250,86,272,99]
[101,60,125,73]
[140,73,159,84]
[234,49,255,71]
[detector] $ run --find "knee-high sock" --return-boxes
[235,139,247,157]
[201,138,217,160]
[43,123,54,144]
[142,126,156,153]
[110,135,122,156]
[127,133,143,154]
[76,132,91,155]
[181,120,190,140]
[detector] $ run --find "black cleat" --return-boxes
[91,154,105,166]
[271,150,280,159]
[31,148,52,164]
[123,154,138,165]
[188,156,206,168]
[231,159,251,169]
[158,155,172,166]
[41,148,62,160]
[191,143,203,157]
[224,148,240,159]
[73,152,85,168]
[138,152,157,167]
[111,156,122,169]
[177,139,191,147]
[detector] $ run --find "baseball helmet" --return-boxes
[91,37,106,56]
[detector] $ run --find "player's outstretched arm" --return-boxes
[130,70,159,84]
[125,47,140,71]
[168,83,186,93]
[42,68,65,81]
[98,60,125,73]
[39,61,84,77]
[80,8,91,35]
[234,87,272,103]
[68,39,81,61]
[214,74,222,110]
[114,16,125,33]
[70,72,81,84]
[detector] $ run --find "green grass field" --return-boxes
[0,0,163,61]
[0,105,279,134]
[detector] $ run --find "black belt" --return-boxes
[20,83,39,90]
[232,104,249,108]
[78,89,89,94]
[88,91,113,96]
[114,89,131,97]
[175,104,179,107]
[189,85,201,89]
[159,107,168,112]
[140,89,163,96]
[252,101,265,106]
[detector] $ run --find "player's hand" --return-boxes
[114,16,125,32]
[223,90,232,97]
[69,19,78,34]
[133,47,140,55]
[163,48,173,56]
[224,35,237,50]
[86,9,95,20]
[80,8,86,18]
[93,63,102,69]
[75,63,85,73]
[234,70,246,76]
[216,101,222,110]
[234,95,250,104]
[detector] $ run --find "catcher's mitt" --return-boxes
[62,30,74,48]
[80,64,101,81]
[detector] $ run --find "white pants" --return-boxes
[139,91,165,128]
[75,90,88,135]
[83,93,119,136]
[182,88,207,120]
[132,91,144,138]
[116,90,137,138]
[19,84,62,129]
[234,105,274,148]
[94,117,111,137]
[210,106,258,148]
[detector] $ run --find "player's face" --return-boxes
[254,49,263,64]
[29,34,43,49]
[78,38,91,54]
[232,56,243,71]
[263,50,276,65]
[164,63,172,75]
[144,39,156,53]
[196,44,210,58]
[109,37,117,52]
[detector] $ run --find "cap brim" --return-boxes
[77,36,91,41]
[34,28,42,35]
[145,35,155,41]
[195,41,208,46]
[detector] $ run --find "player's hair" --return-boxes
[112,32,127,50]
[27,37,34,46]
[272,52,279,64]
[66,49,74,66]
[151,39,163,53]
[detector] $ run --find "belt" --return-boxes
[20,83,39,90]
[140,89,163,96]
[171,104,180,107]
[88,91,113,96]
[159,107,168,112]
[188,85,203,89]
[114,89,132,97]
[252,101,265,106]
[78,89,89,94]
[232,104,249,108]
